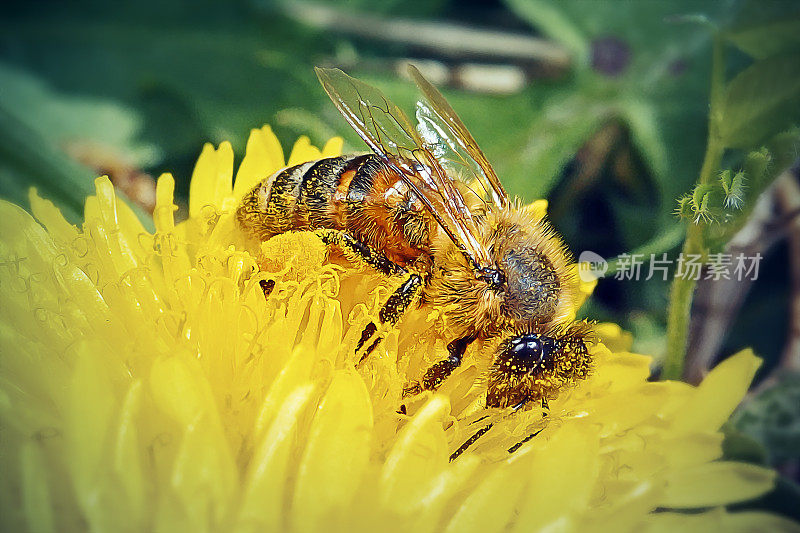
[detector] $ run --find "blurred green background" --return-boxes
[1,0,800,516]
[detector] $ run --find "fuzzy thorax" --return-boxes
[429,202,578,340]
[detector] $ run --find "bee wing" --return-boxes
[315,66,492,268]
[408,65,508,209]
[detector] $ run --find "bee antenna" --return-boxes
[507,428,545,454]
[450,399,531,462]
[449,422,494,462]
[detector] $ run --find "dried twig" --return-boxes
[775,174,800,371]
[283,2,571,69]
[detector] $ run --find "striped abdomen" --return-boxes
[236,154,434,267]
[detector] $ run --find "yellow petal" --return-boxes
[292,370,373,532]
[594,322,634,352]
[88,177,139,274]
[379,395,450,513]
[253,345,317,439]
[321,136,344,158]
[513,424,600,532]
[656,432,723,471]
[29,188,80,245]
[287,135,323,166]
[0,199,57,264]
[188,141,234,218]
[407,455,482,533]
[644,508,800,533]
[168,412,238,531]
[114,194,149,258]
[233,125,286,200]
[581,383,671,437]
[524,199,548,220]
[0,199,109,328]
[66,343,117,508]
[661,461,775,508]
[671,349,761,434]
[149,356,214,428]
[112,382,146,530]
[444,453,532,533]
[154,173,177,233]
[579,481,661,533]
[583,348,652,394]
[573,262,597,308]
[20,442,56,533]
[237,384,315,533]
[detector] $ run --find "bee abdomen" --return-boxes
[297,156,352,228]
[237,153,432,267]
[237,155,353,240]
[237,154,429,259]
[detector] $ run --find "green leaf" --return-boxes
[0,107,94,223]
[722,422,768,464]
[495,88,613,198]
[620,99,668,179]
[720,53,800,149]
[0,13,334,183]
[504,0,736,71]
[0,61,160,167]
[727,18,800,59]
[0,106,153,229]
[731,372,800,464]
[503,0,589,60]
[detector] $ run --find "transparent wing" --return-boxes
[315,66,492,268]
[408,65,508,208]
[316,66,419,162]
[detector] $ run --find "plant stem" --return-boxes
[662,34,725,380]
[663,223,705,379]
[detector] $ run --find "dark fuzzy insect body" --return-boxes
[237,66,595,410]
[237,152,587,408]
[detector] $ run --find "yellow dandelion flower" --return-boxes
[0,126,796,533]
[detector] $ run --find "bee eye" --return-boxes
[479,267,506,290]
[500,334,560,375]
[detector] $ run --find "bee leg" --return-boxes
[313,229,426,365]
[356,272,425,364]
[315,228,407,276]
[403,334,477,396]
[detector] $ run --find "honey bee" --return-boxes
[237,65,593,408]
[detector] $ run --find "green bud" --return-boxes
[692,183,715,210]
[694,192,712,224]
[719,169,733,194]
[725,171,747,210]
[675,195,694,219]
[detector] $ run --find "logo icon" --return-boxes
[578,251,608,282]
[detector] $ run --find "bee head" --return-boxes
[496,333,561,375]
[485,322,594,408]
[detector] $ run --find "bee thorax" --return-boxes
[500,249,561,325]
